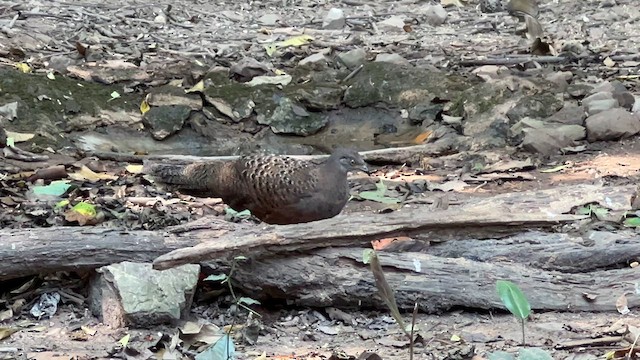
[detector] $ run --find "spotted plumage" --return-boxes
[145,148,369,225]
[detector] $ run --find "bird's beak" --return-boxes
[358,164,370,175]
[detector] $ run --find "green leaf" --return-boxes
[32,181,71,197]
[204,274,228,282]
[359,181,400,204]
[362,249,375,264]
[195,334,235,360]
[71,202,96,217]
[518,347,553,360]
[234,255,248,261]
[496,280,531,320]
[237,297,261,306]
[55,200,70,209]
[624,217,640,227]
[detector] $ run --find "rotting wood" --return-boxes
[153,210,585,270]
[0,207,581,281]
[229,247,640,313]
[92,143,456,166]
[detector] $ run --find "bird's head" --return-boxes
[330,148,370,175]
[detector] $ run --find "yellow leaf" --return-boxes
[264,44,277,57]
[4,131,35,143]
[0,327,18,340]
[276,35,314,48]
[118,334,130,347]
[68,166,118,182]
[450,334,461,342]
[186,80,205,93]
[15,63,31,73]
[140,100,150,114]
[126,164,144,174]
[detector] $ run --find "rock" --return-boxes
[566,83,593,98]
[613,91,635,110]
[521,128,574,155]
[585,108,640,142]
[547,103,586,125]
[337,48,367,69]
[299,52,329,67]
[590,80,626,94]
[424,5,447,26]
[556,124,587,141]
[585,99,618,116]
[323,8,345,30]
[89,262,200,328]
[259,97,328,136]
[47,55,75,74]
[633,96,640,113]
[545,71,573,92]
[506,93,564,122]
[374,53,410,66]
[376,16,405,33]
[257,13,280,26]
[143,105,191,140]
[582,92,618,115]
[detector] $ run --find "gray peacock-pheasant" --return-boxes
[145,148,369,225]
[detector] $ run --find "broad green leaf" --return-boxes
[237,297,261,306]
[32,181,71,196]
[204,274,228,282]
[234,255,247,261]
[359,181,401,204]
[624,217,640,227]
[195,334,235,360]
[496,280,531,320]
[71,202,96,217]
[518,347,553,360]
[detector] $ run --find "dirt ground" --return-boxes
[2,0,640,359]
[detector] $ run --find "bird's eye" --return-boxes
[350,159,356,165]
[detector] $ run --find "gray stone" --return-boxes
[633,96,640,113]
[299,52,328,67]
[143,105,191,140]
[322,8,345,30]
[89,262,200,328]
[506,93,564,122]
[545,71,573,92]
[337,48,367,69]
[424,5,447,26]
[257,13,280,26]
[585,108,640,142]
[259,97,328,136]
[547,103,586,125]
[566,83,593,98]
[556,124,586,141]
[521,128,574,155]
[585,99,618,116]
[376,16,405,33]
[374,53,410,66]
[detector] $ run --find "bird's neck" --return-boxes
[321,159,347,180]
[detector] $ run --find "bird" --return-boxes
[144,148,369,225]
[506,0,543,39]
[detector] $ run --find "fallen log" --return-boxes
[229,245,640,313]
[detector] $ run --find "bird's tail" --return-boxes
[143,161,216,191]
